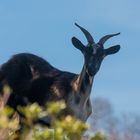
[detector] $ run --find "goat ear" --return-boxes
[72,37,85,52]
[105,45,120,56]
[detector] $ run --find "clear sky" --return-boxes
[0,0,140,115]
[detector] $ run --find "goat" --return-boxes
[0,23,120,122]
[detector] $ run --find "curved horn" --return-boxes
[75,23,95,44]
[99,33,120,45]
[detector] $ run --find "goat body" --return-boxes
[0,23,120,122]
[0,53,76,107]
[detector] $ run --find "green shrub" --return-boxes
[0,86,107,140]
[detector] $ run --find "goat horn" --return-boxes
[75,23,95,44]
[99,33,120,45]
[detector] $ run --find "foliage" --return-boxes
[0,86,107,140]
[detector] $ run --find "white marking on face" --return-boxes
[91,44,97,54]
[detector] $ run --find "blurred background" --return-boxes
[0,1,140,139]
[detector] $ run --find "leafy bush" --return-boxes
[0,86,107,140]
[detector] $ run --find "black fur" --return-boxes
[0,53,77,109]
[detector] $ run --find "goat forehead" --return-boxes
[86,48,104,58]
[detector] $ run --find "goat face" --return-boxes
[72,23,120,76]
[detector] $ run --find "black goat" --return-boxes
[0,23,120,122]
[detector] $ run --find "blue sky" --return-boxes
[0,0,140,115]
